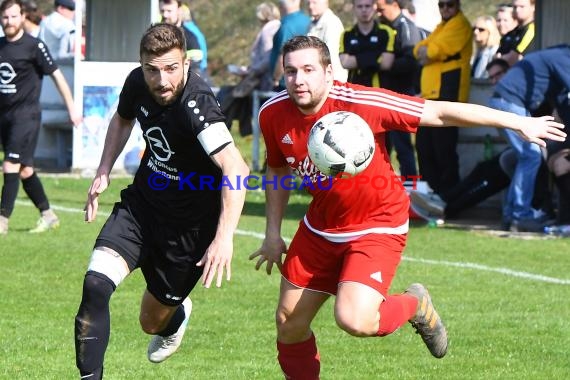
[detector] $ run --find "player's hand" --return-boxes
[249,237,287,275]
[197,237,233,288]
[84,174,110,222]
[516,115,566,147]
[70,111,83,128]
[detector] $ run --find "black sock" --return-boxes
[75,272,115,379]
[1,173,20,218]
[22,173,49,212]
[158,304,185,337]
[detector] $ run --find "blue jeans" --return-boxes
[488,97,542,221]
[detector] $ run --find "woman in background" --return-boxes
[220,2,281,136]
[471,15,501,79]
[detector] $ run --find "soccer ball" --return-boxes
[307,111,375,176]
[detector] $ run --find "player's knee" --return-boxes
[334,309,373,337]
[275,308,310,342]
[87,248,129,288]
[19,166,34,178]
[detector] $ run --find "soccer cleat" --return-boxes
[409,191,446,217]
[29,215,60,233]
[405,283,448,358]
[147,298,192,363]
[0,216,8,235]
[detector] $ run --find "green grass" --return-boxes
[1,175,569,380]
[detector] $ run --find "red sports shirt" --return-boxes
[259,81,424,238]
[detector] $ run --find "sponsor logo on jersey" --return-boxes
[140,106,149,117]
[144,126,175,162]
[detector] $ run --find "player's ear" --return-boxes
[326,64,333,83]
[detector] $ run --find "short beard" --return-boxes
[151,78,185,106]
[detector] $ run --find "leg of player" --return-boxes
[142,291,192,363]
[75,248,130,379]
[19,166,59,233]
[276,280,330,380]
[0,161,21,235]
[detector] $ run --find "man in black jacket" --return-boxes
[376,0,423,179]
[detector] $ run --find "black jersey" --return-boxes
[117,68,229,225]
[0,33,57,117]
[496,21,536,56]
[340,21,395,87]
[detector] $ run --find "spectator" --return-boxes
[339,0,395,87]
[495,0,535,67]
[495,3,517,37]
[270,0,311,90]
[376,0,422,179]
[0,0,81,235]
[306,0,347,82]
[21,0,41,37]
[38,0,75,60]
[470,16,501,79]
[159,0,204,74]
[411,57,554,224]
[398,0,429,40]
[413,0,472,196]
[486,57,509,85]
[179,3,209,78]
[219,1,281,136]
[488,45,570,232]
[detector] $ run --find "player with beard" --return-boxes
[250,36,565,378]
[74,23,249,379]
[0,0,81,235]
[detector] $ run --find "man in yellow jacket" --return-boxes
[413,0,472,196]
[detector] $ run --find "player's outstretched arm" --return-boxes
[84,112,135,222]
[249,165,292,275]
[198,141,249,288]
[420,100,566,147]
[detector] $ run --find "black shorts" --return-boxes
[0,115,41,166]
[95,189,218,306]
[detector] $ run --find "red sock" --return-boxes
[377,294,418,336]
[277,333,320,380]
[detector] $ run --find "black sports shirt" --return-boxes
[0,33,57,118]
[117,68,231,225]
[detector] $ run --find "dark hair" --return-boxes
[486,58,509,72]
[397,0,414,13]
[140,23,187,58]
[282,35,331,69]
[0,0,23,13]
[22,0,41,24]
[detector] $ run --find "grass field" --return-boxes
[0,174,569,379]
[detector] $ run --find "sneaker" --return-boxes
[29,215,60,233]
[409,191,446,217]
[0,216,8,235]
[147,298,192,363]
[405,283,448,358]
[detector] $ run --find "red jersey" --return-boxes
[259,81,424,237]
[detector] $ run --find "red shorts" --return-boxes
[282,222,407,297]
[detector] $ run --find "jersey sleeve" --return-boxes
[117,69,139,120]
[182,79,232,155]
[367,88,424,134]
[35,39,57,76]
[259,106,287,168]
